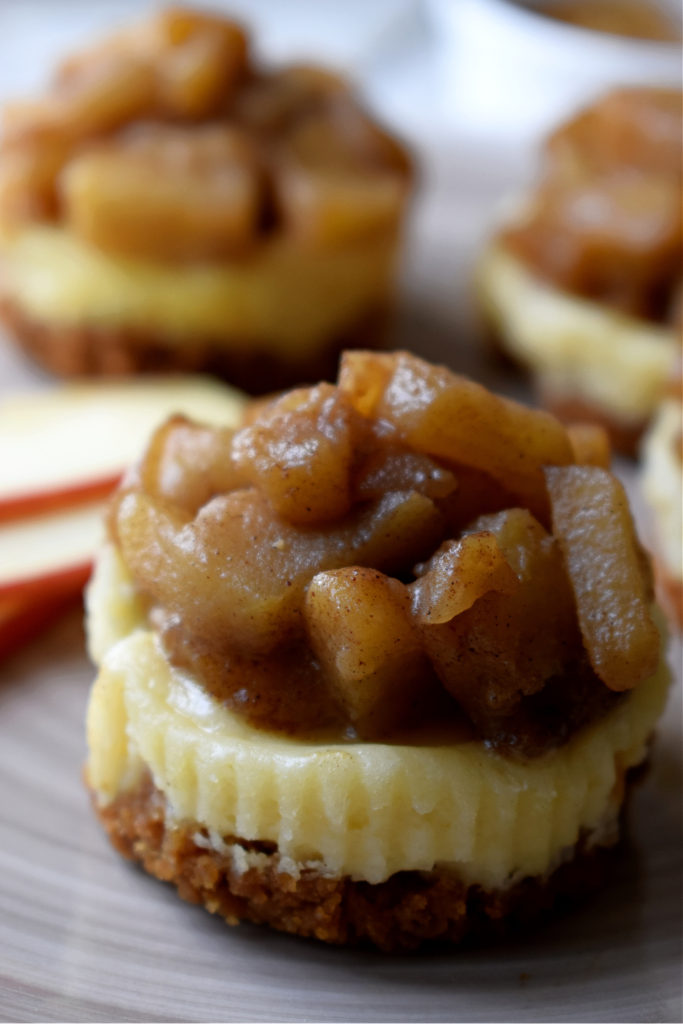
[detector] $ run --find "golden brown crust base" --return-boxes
[0,296,390,395]
[92,772,623,951]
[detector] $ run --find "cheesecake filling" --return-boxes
[478,242,678,426]
[642,399,683,586]
[0,224,397,357]
[86,545,670,890]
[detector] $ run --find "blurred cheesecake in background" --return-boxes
[641,362,683,628]
[0,6,413,393]
[477,86,681,454]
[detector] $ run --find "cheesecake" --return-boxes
[85,350,670,948]
[478,88,681,454]
[0,8,412,392]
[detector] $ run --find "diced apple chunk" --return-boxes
[138,416,242,516]
[567,423,611,468]
[274,114,408,247]
[232,384,358,525]
[418,509,579,719]
[411,532,518,624]
[545,465,660,691]
[115,487,445,654]
[60,124,261,261]
[339,351,574,520]
[3,57,156,145]
[305,567,426,736]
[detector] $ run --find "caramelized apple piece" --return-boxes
[547,88,682,179]
[411,532,518,624]
[233,66,349,136]
[419,509,579,719]
[567,422,611,468]
[274,113,408,246]
[137,416,244,515]
[154,9,248,118]
[3,57,156,145]
[232,385,358,525]
[545,466,659,691]
[340,351,574,520]
[155,6,247,53]
[305,567,427,736]
[505,176,681,316]
[0,138,71,221]
[435,464,517,534]
[60,124,261,260]
[115,487,444,654]
[354,445,457,502]
[54,8,248,121]
[156,33,244,119]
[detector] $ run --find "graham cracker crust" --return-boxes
[0,296,391,395]
[92,772,623,951]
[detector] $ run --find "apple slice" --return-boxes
[0,376,245,522]
[0,498,108,601]
[0,589,83,662]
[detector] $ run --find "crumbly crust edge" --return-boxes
[0,295,390,394]
[90,769,634,951]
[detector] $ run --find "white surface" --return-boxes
[0,4,681,1022]
[427,0,683,140]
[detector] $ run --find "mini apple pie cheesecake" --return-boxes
[0,8,412,392]
[86,351,669,949]
[641,366,682,628]
[478,88,681,454]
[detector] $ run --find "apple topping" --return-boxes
[233,66,349,136]
[305,567,429,736]
[502,87,681,322]
[0,9,411,261]
[232,384,360,526]
[114,487,444,656]
[136,416,244,516]
[545,466,660,692]
[273,112,409,247]
[567,423,611,468]
[416,509,580,724]
[339,350,574,520]
[60,124,262,261]
[411,533,518,625]
[111,352,660,749]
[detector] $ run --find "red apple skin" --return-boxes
[0,561,93,604]
[0,473,121,524]
[0,589,83,663]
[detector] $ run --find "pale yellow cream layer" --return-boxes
[86,545,670,889]
[642,399,683,584]
[478,243,678,425]
[0,225,398,356]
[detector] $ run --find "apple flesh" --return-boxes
[0,498,107,600]
[0,375,245,522]
[0,376,246,660]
